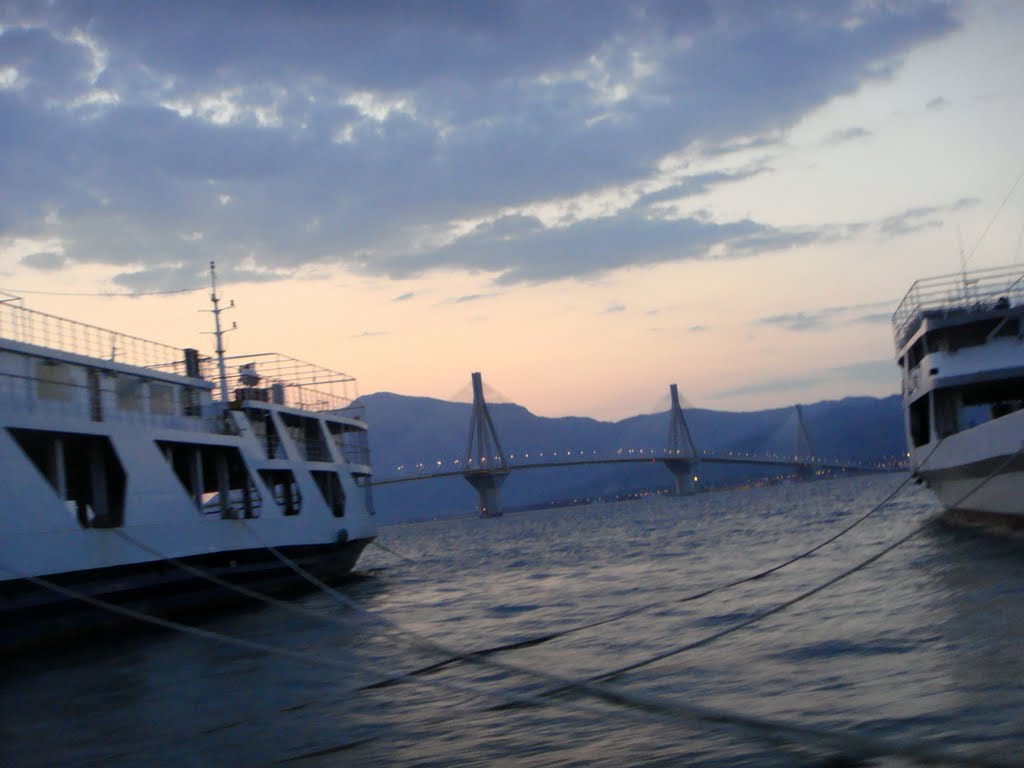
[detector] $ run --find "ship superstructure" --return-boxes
[0,276,376,648]
[893,264,1024,521]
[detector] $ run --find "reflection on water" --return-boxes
[2,476,1023,766]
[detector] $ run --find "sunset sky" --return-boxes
[2,1,1023,420]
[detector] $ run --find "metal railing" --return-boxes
[0,299,197,375]
[892,264,1024,351]
[222,352,359,413]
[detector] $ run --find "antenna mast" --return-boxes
[207,261,232,403]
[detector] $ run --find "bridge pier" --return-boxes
[465,469,509,517]
[462,372,511,518]
[663,458,697,496]
[664,383,699,496]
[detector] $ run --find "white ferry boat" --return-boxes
[0,268,376,649]
[893,264,1024,524]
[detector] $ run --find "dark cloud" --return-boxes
[633,166,771,209]
[392,292,416,301]
[374,211,815,285]
[604,304,626,314]
[19,251,67,270]
[0,1,960,287]
[926,96,949,110]
[689,324,708,332]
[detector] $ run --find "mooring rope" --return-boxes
[6,444,1017,766]
[362,470,923,688]
[1,556,1012,768]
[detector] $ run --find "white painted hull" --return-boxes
[0,329,377,648]
[912,409,1024,520]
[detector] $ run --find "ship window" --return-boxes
[157,440,262,519]
[326,421,370,465]
[116,375,144,411]
[150,383,176,415]
[7,428,126,528]
[280,413,330,462]
[259,469,302,515]
[311,470,345,517]
[36,360,74,402]
[247,410,285,459]
[909,396,930,448]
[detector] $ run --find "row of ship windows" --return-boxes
[7,428,361,529]
[32,360,201,418]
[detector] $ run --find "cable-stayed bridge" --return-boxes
[371,373,895,517]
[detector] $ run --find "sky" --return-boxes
[2,0,1023,421]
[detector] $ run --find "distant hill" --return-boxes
[356,392,905,524]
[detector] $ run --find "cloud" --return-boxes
[445,292,495,304]
[877,196,978,238]
[392,291,416,301]
[689,324,708,332]
[0,1,960,287]
[19,251,67,270]
[823,126,872,145]
[757,299,894,332]
[926,96,949,110]
[352,330,390,338]
[711,358,895,400]
[604,303,626,314]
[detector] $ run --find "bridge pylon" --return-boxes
[463,372,510,517]
[663,383,699,495]
[794,404,815,480]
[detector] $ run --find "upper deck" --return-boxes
[893,264,1024,353]
[0,295,362,426]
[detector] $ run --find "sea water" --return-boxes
[2,475,1023,766]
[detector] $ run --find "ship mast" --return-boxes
[207,261,232,403]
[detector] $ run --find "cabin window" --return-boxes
[909,396,930,447]
[157,440,262,519]
[311,470,345,516]
[116,375,144,412]
[36,360,74,402]
[259,469,302,515]
[247,410,285,459]
[280,413,330,462]
[355,474,375,516]
[326,421,370,465]
[149,383,176,415]
[8,428,126,528]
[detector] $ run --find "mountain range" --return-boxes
[356,392,906,524]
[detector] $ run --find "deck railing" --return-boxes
[222,352,359,413]
[0,298,196,375]
[892,265,1024,350]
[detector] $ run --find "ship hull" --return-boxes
[0,537,372,654]
[912,409,1024,523]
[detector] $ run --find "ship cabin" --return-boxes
[893,265,1024,449]
[0,297,371,531]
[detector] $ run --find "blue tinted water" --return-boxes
[3,475,1024,766]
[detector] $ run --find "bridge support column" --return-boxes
[462,372,511,518]
[465,469,509,518]
[663,458,697,496]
